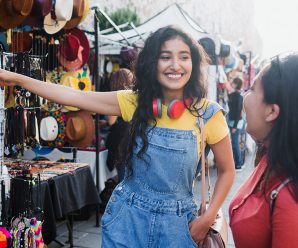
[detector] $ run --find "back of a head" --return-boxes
[109,68,134,91]
[232,77,243,90]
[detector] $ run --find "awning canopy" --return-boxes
[98,3,220,55]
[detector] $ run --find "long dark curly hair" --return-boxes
[261,53,298,201]
[119,26,209,174]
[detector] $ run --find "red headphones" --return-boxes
[152,98,193,119]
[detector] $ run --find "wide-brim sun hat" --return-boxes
[66,28,90,66]
[43,0,74,34]
[64,0,85,30]
[40,116,59,141]
[59,74,80,111]
[57,45,84,71]
[65,110,95,148]
[0,0,34,29]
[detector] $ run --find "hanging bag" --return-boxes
[198,115,228,248]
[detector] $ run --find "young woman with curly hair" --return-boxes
[0,26,235,247]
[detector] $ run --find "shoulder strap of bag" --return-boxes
[270,178,292,215]
[196,101,226,213]
[195,101,225,177]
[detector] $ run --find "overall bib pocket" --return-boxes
[134,140,186,193]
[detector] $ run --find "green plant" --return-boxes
[99,7,141,33]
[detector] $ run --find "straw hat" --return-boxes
[43,0,73,34]
[40,116,59,141]
[0,0,34,29]
[41,111,67,147]
[59,74,80,111]
[66,111,95,148]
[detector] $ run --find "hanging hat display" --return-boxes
[31,0,52,19]
[41,111,66,148]
[72,69,92,92]
[43,0,74,34]
[57,34,84,71]
[66,28,90,66]
[0,0,34,29]
[40,116,59,141]
[64,0,85,30]
[59,74,80,111]
[24,0,52,26]
[79,0,90,24]
[65,110,95,148]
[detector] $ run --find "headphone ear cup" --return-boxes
[167,100,185,119]
[153,98,162,118]
[185,98,193,106]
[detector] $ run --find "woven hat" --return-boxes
[41,111,66,147]
[59,74,80,111]
[71,68,92,92]
[40,116,59,141]
[43,0,74,34]
[66,111,95,148]
[0,0,34,29]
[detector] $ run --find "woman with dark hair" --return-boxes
[0,26,235,247]
[229,53,298,248]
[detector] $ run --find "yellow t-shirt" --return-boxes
[116,90,229,157]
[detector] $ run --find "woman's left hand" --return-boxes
[189,212,215,246]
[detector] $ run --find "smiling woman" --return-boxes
[0,25,235,248]
[157,38,193,101]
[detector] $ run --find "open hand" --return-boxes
[0,69,17,86]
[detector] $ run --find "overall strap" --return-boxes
[270,178,292,215]
[195,101,226,177]
[199,101,226,125]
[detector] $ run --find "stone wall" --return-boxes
[92,0,262,56]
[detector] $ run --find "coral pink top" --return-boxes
[229,156,298,248]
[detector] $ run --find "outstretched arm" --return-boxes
[0,69,121,116]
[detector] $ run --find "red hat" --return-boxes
[66,28,90,66]
[60,34,81,61]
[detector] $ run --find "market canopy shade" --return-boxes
[97,3,220,55]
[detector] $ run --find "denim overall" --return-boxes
[101,103,223,248]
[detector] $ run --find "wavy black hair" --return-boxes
[261,53,298,201]
[119,26,209,174]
